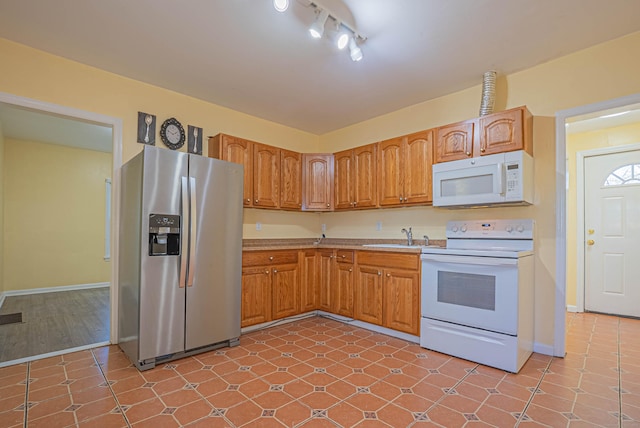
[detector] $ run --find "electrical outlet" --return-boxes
[376,221,382,231]
[321,224,326,232]
[256,222,262,231]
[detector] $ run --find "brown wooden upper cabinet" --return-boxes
[334,144,377,210]
[378,130,433,206]
[208,134,253,206]
[434,106,532,163]
[253,142,280,209]
[302,154,334,211]
[280,149,302,210]
[479,106,533,156]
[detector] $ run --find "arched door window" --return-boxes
[603,163,640,187]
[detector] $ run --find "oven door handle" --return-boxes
[421,254,518,266]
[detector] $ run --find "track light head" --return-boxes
[273,0,289,12]
[349,37,363,61]
[335,26,350,50]
[309,9,329,39]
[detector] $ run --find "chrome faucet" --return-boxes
[401,227,413,246]
[423,235,429,246]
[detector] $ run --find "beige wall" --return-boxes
[0,121,4,294]
[3,139,111,291]
[1,32,639,350]
[565,122,640,307]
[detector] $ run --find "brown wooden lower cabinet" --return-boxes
[241,248,419,335]
[355,251,420,335]
[241,250,300,327]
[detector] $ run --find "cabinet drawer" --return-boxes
[335,250,354,263]
[243,250,299,267]
[357,251,419,270]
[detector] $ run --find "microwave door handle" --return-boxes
[496,162,505,195]
[179,176,188,288]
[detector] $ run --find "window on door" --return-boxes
[603,163,640,186]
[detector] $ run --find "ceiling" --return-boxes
[0,0,640,135]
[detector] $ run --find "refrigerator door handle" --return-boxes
[187,176,197,287]
[179,176,189,288]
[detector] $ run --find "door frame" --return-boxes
[555,92,640,357]
[0,91,123,345]
[575,143,640,313]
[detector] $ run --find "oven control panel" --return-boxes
[446,219,534,239]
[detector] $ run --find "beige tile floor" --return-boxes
[0,312,638,427]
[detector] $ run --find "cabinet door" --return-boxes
[209,134,253,206]
[253,142,280,208]
[355,265,383,325]
[378,137,404,206]
[300,250,318,312]
[404,130,433,204]
[479,108,524,156]
[333,262,354,317]
[435,121,475,163]
[384,269,420,335]
[272,262,300,319]
[280,149,302,210]
[353,144,377,208]
[241,266,271,327]
[302,154,334,211]
[334,149,354,210]
[317,250,334,311]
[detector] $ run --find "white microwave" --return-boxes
[432,150,534,208]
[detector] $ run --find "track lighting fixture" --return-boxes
[275,0,366,61]
[273,0,289,12]
[309,9,329,39]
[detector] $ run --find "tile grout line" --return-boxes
[91,348,133,428]
[23,361,30,428]
[514,353,554,427]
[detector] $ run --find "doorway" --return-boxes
[555,94,640,357]
[0,92,122,366]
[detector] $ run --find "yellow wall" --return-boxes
[565,122,640,307]
[3,139,111,290]
[0,122,4,294]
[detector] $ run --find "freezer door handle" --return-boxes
[179,176,189,288]
[187,176,197,287]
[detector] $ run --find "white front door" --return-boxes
[584,149,640,317]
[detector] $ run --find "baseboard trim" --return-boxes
[566,305,578,313]
[0,341,111,369]
[2,282,110,300]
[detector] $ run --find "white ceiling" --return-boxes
[0,0,639,135]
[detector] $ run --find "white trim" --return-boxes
[1,282,109,299]
[104,178,112,261]
[0,293,5,308]
[566,305,578,313]
[532,342,555,357]
[575,142,640,313]
[0,341,110,369]
[0,91,123,346]
[555,92,640,358]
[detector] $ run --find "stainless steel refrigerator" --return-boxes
[118,146,243,370]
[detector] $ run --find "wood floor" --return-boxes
[0,288,110,363]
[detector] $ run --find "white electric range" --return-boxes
[420,219,535,373]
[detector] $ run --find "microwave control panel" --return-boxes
[505,162,521,195]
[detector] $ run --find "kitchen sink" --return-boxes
[362,244,423,249]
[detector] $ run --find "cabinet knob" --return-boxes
[269,256,274,260]
[378,271,381,276]
[466,152,471,156]
[273,269,278,273]
[349,268,352,272]
[342,255,346,258]
[265,270,270,274]
[326,203,330,208]
[246,198,251,203]
[255,199,258,203]
[480,148,485,153]
[386,273,391,277]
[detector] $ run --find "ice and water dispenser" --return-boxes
[149,214,180,256]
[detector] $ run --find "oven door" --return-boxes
[421,253,518,335]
